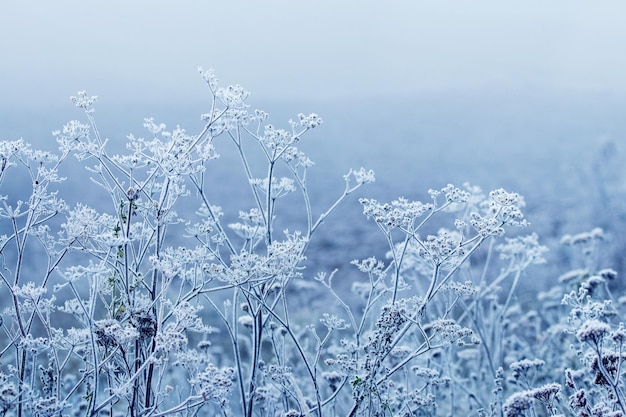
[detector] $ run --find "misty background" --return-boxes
[1,1,626,291]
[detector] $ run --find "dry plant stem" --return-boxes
[591,342,626,415]
[241,286,323,414]
[229,127,268,231]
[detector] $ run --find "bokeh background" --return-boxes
[2,1,626,294]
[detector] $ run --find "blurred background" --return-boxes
[1,1,625,292]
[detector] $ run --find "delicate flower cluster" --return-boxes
[94,319,139,348]
[30,396,69,417]
[261,124,293,152]
[577,319,611,344]
[443,280,478,297]
[297,112,323,129]
[345,167,376,185]
[428,319,477,347]
[250,176,296,197]
[440,183,470,204]
[53,120,93,155]
[360,196,432,229]
[280,145,314,167]
[510,358,545,379]
[192,364,235,405]
[351,256,386,277]
[561,227,604,246]
[198,66,218,89]
[417,229,464,267]
[320,313,349,330]
[470,212,506,237]
[70,90,97,109]
[486,188,529,227]
[503,383,561,417]
[216,84,249,108]
[228,208,265,240]
[0,139,28,163]
[497,233,549,269]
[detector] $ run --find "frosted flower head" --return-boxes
[228,208,265,240]
[250,176,296,198]
[503,391,532,417]
[54,120,92,155]
[441,183,470,204]
[496,233,549,268]
[260,124,294,153]
[470,212,507,237]
[320,313,349,330]
[411,366,440,380]
[351,257,385,277]
[486,188,529,228]
[70,91,97,109]
[12,282,46,302]
[297,112,323,129]
[611,323,626,343]
[408,391,436,409]
[429,319,476,346]
[589,350,626,387]
[346,167,375,185]
[281,146,314,167]
[31,397,69,417]
[20,335,51,354]
[510,358,545,373]
[61,203,103,242]
[529,383,560,407]
[155,325,188,352]
[510,358,545,381]
[216,84,250,108]
[360,197,432,229]
[94,319,139,348]
[198,66,218,90]
[560,227,604,246]
[576,319,611,344]
[418,229,463,267]
[444,280,478,297]
[191,364,234,405]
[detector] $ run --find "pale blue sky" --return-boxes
[2,1,626,107]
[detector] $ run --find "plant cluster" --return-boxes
[0,70,624,417]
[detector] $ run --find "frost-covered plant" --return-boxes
[558,231,626,417]
[491,228,626,417]
[1,68,593,417]
[0,69,375,417]
[311,183,551,417]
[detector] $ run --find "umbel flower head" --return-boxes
[577,319,611,344]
